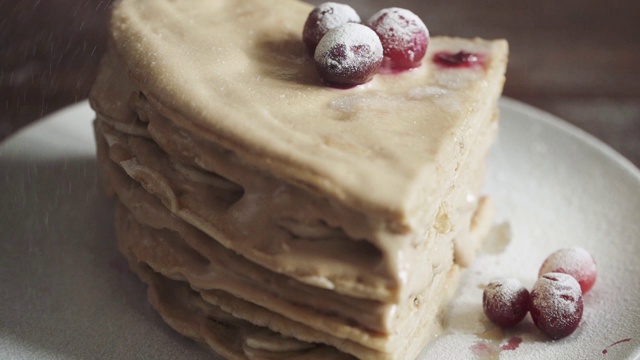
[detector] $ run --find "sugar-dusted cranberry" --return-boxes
[539,247,597,294]
[303,2,361,53]
[530,273,584,339]
[433,51,481,68]
[314,23,383,87]
[482,279,530,328]
[366,7,429,70]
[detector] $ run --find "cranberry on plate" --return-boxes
[483,278,530,328]
[539,247,597,294]
[530,272,584,339]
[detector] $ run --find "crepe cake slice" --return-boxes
[94,115,493,357]
[92,0,508,358]
[93,87,496,342]
[92,71,497,357]
[103,0,507,303]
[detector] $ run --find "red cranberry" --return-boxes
[314,23,383,87]
[433,51,481,68]
[482,279,530,328]
[530,273,583,339]
[302,2,361,53]
[366,7,429,70]
[539,247,597,294]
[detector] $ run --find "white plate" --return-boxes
[1,99,639,360]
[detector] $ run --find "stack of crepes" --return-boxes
[90,0,508,358]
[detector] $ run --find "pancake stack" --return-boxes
[90,0,508,358]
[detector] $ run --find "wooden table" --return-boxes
[1,0,639,167]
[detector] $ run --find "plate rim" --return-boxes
[498,97,640,181]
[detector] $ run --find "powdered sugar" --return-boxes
[532,273,582,310]
[312,2,360,31]
[302,2,361,52]
[482,278,530,328]
[367,7,429,69]
[367,8,428,48]
[484,278,527,305]
[539,246,597,293]
[530,272,584,339]
[330,94,371,113]
[408,86,447,99]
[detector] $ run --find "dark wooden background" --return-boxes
[1,0,639,167]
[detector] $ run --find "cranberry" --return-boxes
[433,51,481,68]
[482,279,530,328]
[302,2,361,53]
[314,23,383,87]
[530,273,583,339]
[366,7,429,70]
[539,247,597,293]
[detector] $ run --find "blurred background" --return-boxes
[1,0,639,166]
